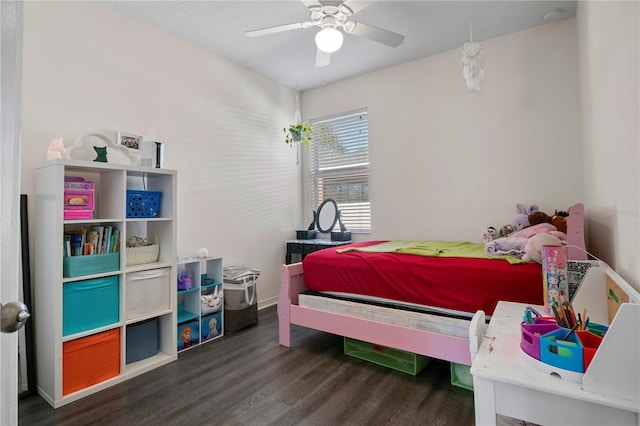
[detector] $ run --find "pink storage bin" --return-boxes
[520,322,560,360]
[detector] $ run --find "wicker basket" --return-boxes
[126,236,159,266]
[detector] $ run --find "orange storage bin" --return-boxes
[63,328,120,395]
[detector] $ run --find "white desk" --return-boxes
[470,301,640,426]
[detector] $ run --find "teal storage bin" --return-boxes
[63,276,119,336]
[344,337,430,375]
[63,252,120,278]
[126,318,158,364]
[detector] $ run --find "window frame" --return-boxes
[308,108,370,234]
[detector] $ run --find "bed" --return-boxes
[278,203,587,366]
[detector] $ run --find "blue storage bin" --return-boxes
[201,312,223,342]
[63,276,119,336]
[126,190,161,218]
[63,252,120,278]
[539,328,584,372]
[178,320,199,351]
[126,318,158,364]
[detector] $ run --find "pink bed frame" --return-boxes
[278,203,586,367]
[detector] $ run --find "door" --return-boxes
[1,1,24,425]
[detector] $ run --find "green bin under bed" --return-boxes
[450,362,474,391]
[344,337,430,376]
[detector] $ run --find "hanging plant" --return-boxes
[284,122,312,147]
[313,123,339,151]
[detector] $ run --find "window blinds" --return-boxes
[310,108,370,233]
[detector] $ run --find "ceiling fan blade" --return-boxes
[348,21,405,47]
[316,48,331,67]
[300,0,322,7]
[245,22,306,37]
[341,1,373,15]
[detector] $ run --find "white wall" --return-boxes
[302,19,584,243]
[20,2,301,307]
[21,2,638,308]
[577,1,640,289]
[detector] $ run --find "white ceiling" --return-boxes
[109,0,577,91]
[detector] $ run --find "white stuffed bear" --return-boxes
[482,227,498,244]
[522,233,564,263]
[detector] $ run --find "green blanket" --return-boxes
[336,240,524,264]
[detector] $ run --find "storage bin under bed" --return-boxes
[344,337,430,376]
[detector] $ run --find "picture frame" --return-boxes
[116,132,142,151]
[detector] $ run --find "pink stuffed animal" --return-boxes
[510,223,565,240]
[522,233,564,263]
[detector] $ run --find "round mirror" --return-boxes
[316,198,339,233]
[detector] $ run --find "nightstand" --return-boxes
[285,239,351,264]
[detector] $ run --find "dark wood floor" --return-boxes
[19,306,475,425]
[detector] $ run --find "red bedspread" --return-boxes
[302,240,543,316]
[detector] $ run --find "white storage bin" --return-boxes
[126,268,170,320]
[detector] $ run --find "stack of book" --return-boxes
[64,225,120,257]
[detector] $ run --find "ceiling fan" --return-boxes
[245,0,405,67]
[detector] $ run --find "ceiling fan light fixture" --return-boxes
[315,27,343,53]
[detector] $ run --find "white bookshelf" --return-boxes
[34,159,178,408]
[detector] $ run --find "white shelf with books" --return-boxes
[34,159,177,408]
[177,257,224,352]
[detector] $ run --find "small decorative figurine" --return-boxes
[93,146,108,162]
[46,136,67,160]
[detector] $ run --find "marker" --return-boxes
[577,312,582,330]
[561,324,578,341]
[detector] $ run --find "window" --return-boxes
[309,108,370,233]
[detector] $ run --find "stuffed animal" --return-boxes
[201,286,222,313]
[498,224,514,238]
[522,233,564,263]
[528,211,553,226]
[513,204,539,231]
[510,222,566,240]
[177,271,193,291]
[552,210,569,233]
[482,226,498,243]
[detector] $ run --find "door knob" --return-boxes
[1,301,30,333]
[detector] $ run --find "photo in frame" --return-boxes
[116,132,142,151]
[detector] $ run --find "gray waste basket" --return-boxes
[223,266,260,333]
